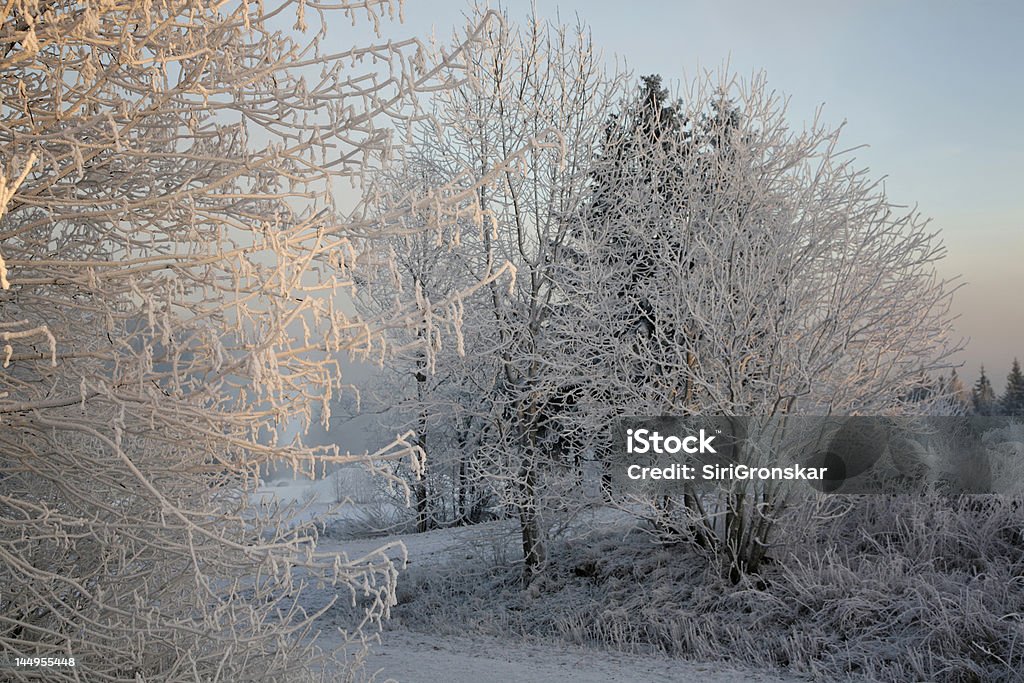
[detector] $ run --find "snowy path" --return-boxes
[365,630,811,683]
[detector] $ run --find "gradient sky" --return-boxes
[344,0,1023,388]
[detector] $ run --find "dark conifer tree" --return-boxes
[565,75,749,408]
[972,366,998,415]
[1002,359,1024,417]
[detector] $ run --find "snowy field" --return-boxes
[255,465,1024,682]
[258,477,840,683]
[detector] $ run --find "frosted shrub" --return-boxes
[553,72,962,580]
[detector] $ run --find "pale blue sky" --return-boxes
[344,0,1023,388]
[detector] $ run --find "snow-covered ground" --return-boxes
[259,479,827,683]
[360,629,809,683]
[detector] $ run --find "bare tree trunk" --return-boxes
[415,363,430,533]
[458,455,467,523]
[518,453,545,584]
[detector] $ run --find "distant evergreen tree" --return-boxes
[1002,359,1024,417]
[972,366,998,415]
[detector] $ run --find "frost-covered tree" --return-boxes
[564,75,750,403]
[1002,359,1024,417]
[355,157,510,532]
[553,72,961,578]
[973,365,999,416]
[0,0,517,678]
[362,6,625,581]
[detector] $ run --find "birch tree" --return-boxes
[355,156,504,533]
[0,0,519,678]
[553,72,962,579]
[362,7,624,581]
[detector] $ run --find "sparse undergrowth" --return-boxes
[389,497,1024,682]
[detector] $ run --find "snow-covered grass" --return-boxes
[306,516,816,682]
[260,477,1024,682]
[387,496,1024,682]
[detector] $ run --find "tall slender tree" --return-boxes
[972,366,999,415]
[1003,359,1024,417]
[361,7,625,582]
